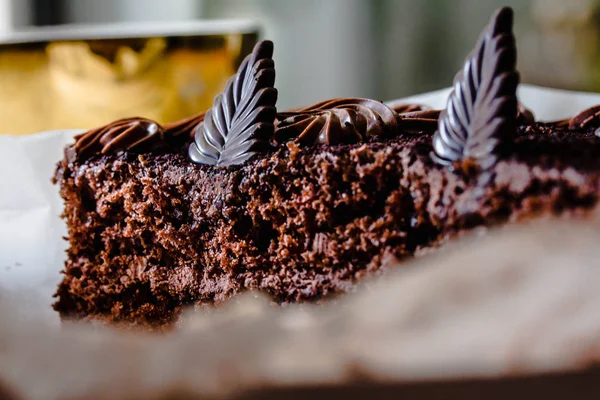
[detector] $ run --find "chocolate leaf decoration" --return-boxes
[188,41,277,167]
[432,7,519,169]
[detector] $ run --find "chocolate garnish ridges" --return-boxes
[275,98,398,145]
[188,41,278,167]
[432,7,519,169]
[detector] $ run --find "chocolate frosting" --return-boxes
[69,117,165,162]
[432,7,519,169]
[188,41,278,167]
[516,103,535,124]
[394,103,531,135]
[397,108,441,133]
[164,112,206,140]
[535,105,600,129]
[274,98,398,145]
[568,105,600,130]
[391,103,430,114]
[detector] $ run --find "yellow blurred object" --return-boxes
[521,0,600,92]
[0,21,258,134]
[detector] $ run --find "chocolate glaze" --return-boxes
[432,7,519,169]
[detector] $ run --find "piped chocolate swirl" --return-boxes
[66,115,199,163]
[546,105,600,133]
[568,105,600,130]
[274,98,398,145]
[396,108,441,133]
[67,118,165,162]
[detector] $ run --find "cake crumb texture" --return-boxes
[53,126,600,327]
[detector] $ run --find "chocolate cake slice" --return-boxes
[53,8,600,327]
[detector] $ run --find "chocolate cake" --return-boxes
[53,7,600,327]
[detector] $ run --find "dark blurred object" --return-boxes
[0,0,65,29]
[0,0,204,30]
[32,0,65,25]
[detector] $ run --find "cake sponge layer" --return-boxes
[53,126,600,327]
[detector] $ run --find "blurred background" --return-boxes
[1,0,600,131]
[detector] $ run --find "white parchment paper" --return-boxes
[1,84,600,317]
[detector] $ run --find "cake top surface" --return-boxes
[63,8,600,181]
